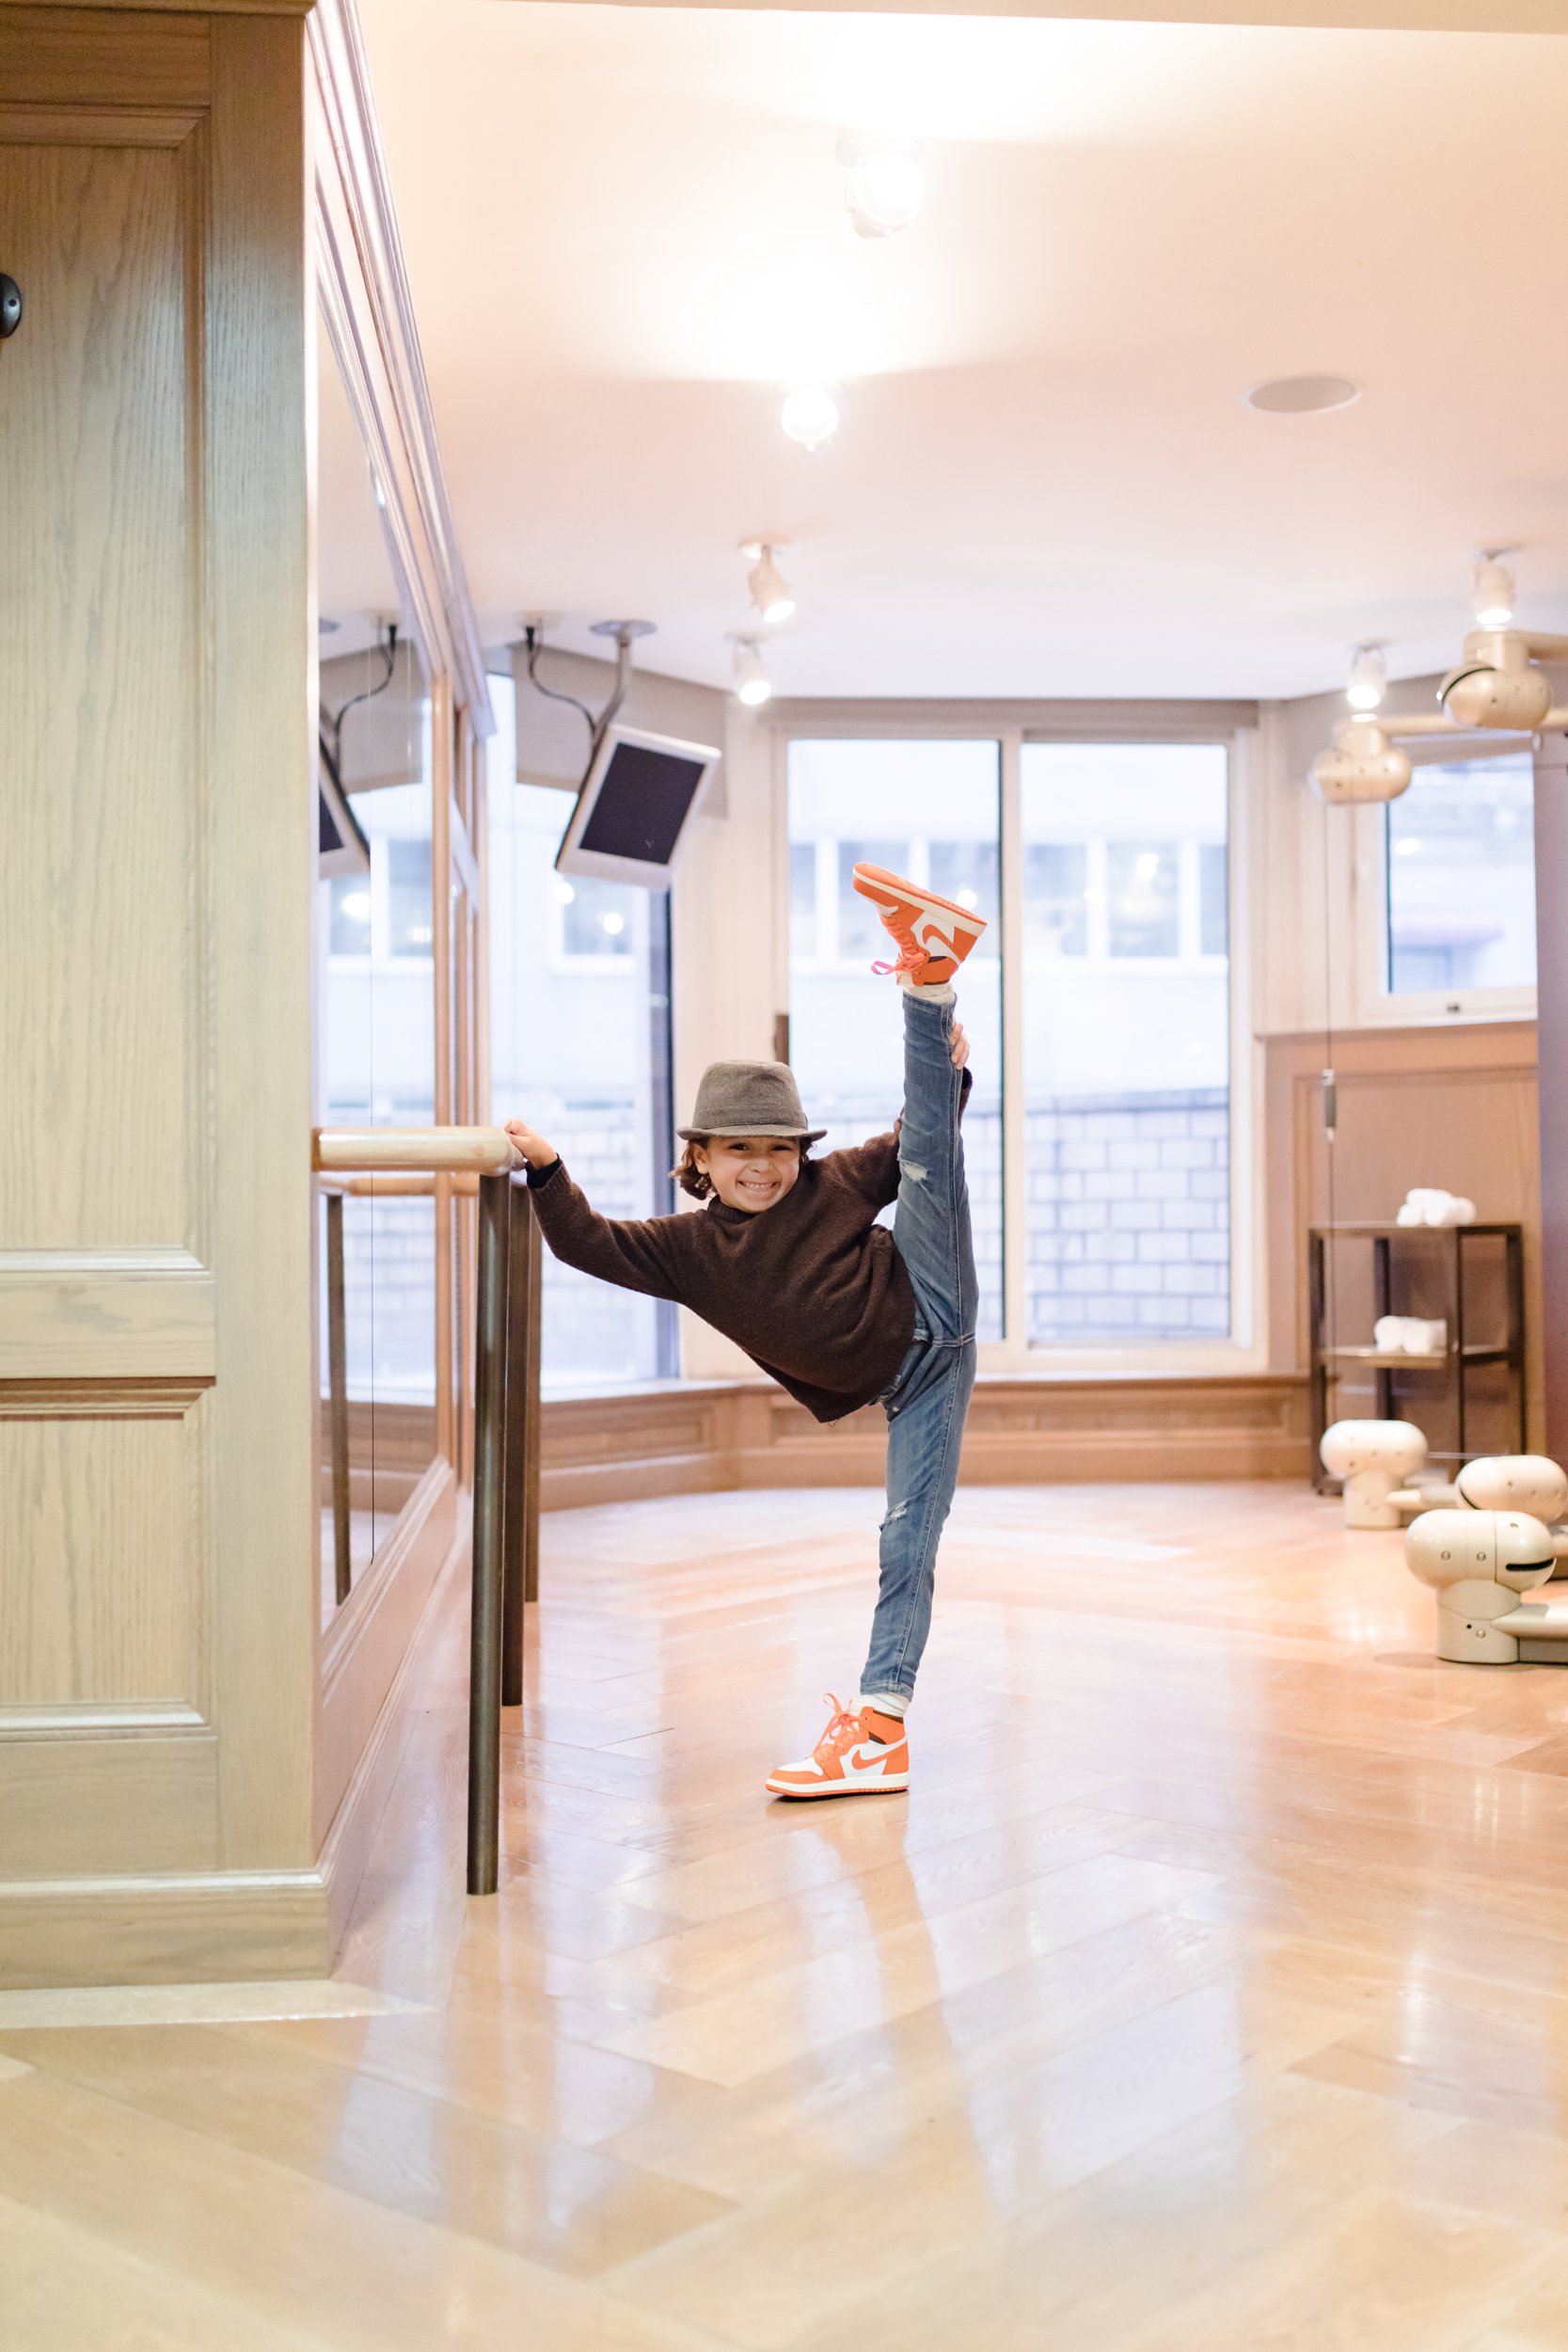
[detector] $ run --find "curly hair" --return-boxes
[673,1136,808,1201]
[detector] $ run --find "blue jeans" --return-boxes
[861,988,978,1708]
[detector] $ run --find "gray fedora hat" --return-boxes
[678,1059,826,1142]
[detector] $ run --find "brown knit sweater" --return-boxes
[526,1135,918,1423]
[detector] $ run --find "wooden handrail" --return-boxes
[313,1123,514,1175]
[319,1171,482,1198]
[313,1125,537,1898]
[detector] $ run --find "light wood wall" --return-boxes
[537,1370,1310,1507]
[0,2,323,1985]
[1261,1021,1543,1442]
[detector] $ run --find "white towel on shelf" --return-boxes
[1373,1315,1448,1357]
[1395,1189,1476,1229]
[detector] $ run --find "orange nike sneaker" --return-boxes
[850,862,988,986]
[766,1695,911,1800]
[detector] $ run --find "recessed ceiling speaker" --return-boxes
[1246,374,1360,414]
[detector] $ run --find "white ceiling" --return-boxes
[345,0,1568,700]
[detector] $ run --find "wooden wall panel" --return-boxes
[0,5,322,1975]
[0,138,197,1250]
[203,10,315,1877]
[0,1413,206,1712]
[0,8,210,110]
[1532,735,1568,1455]
[536,1371,1312,1510]
[1262,1022,1542,1443]
[0,1734,216,1874]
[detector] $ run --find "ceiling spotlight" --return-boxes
[837,133,924,239]
[1472,550,1516,630]
[741,540,795,625]
[781,385,839,453]
[732,638,772,707]
[1346,644,1387,713]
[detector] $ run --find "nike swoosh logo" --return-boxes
[917,921,958,957]
[845,1742,899,1772]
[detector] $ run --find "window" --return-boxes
[789,843,818,960]
[1023,844,1087,957]
[559,874,635,959]
[487,674,676,1386]
[387,836,433,956]
[788,743,1004,1343]
[837,841,910,961]
[1199,842,1228,957]
[1385,754,1535,999]
[329,875,372,955]
[1021,743,1230,1344]
[324,800,436,971]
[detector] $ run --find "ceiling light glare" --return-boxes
[840,135,924,239]
[1472,552,1516,629]
[781,385,838,453]
[1346,644,1387,713]
[732,639,772,707]
[743,541,796,625]
[1245,374,1360,415]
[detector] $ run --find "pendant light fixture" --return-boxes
[1345,644,1387,713]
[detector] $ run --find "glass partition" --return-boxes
[487,673,677,1386]
[314,318,440,1618]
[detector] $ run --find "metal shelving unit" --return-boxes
[1308,1220,1525,1487]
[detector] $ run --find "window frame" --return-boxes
[770,708,1262,1375]
[1350,742,1538,1028]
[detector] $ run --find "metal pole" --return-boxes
[523,1204,544,1606]
[325,1190,352,1607]
[501,1179,532,1708]
[468,1170,511,1896]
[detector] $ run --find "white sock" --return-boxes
[897,975,956,1005]
[860,1691,907,1722]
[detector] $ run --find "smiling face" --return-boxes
[693,1134,801,1215]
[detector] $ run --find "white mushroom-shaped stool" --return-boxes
[1456,1456,1568,1576]
[1321,1420,1428,1529]
[1405,1508,1559,1662]
[1455,1455,1568,1520]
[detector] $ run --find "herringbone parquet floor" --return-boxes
[8,1481,1568,2349]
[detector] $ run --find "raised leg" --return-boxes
[861,986,979,1708]
[891,987,977,1344]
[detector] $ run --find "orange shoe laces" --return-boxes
[813,1694,862,1764]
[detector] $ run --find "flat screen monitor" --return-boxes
[555,723,719,887]
[318,737,371,879]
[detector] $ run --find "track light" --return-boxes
[732,638,772,707]
[837,134,924,239]
[1310,719,1412,804]
[1472,551,1516,630]
[1440,633,1554,730]
[781,386,838,453]
[741,541,795,626]
[1346,644,1386,713]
